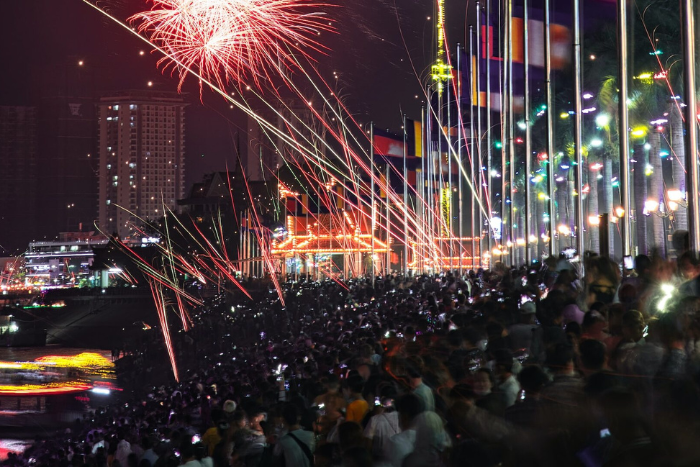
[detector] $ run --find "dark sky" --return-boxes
[0,0,617,188]
[0,0,466,188]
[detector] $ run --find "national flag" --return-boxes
[464,7,572,113]
[300,194,309,215]
[372,127,404,158]
[405,118,422,158]
[379,171,388,198]
[286,198,296,212]
[335,185,345,209]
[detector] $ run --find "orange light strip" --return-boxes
[0,382,91,396]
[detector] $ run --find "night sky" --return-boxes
[0,0,462,189]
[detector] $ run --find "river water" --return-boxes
[0,346,112,460]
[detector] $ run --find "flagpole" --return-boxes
[469,29,477,271]
[485,0,492,266]
[386,163,391,275]
[421,105,426,273]
[476,1,484,266]
[617,0,631,257]
[545,0,556,258]
[403,114,409,275]
[370,124,376,286]
[507,0,515,265]
[447,63,454,272]
[457,43,464,275]
[573,0,585,267]
[501,0,508,260]
[682,0,700,252]
[524,0,533,264]
[426,85,434,270]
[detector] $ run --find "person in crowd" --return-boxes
[402,411,451,467]
[493,349,520,408]
[508,301,539,357]
[383,393,424,467]
[473,368,506,417]
[14,260,700,467]
[364,392,400,460]
[139,436,158,467]
[313,374,347,434]
[407,365,435,412]
[505,365,549,429]
[344,375,369,423]
[274,404,315,467]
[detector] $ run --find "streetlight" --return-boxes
[588,215,601,226]
[667,189,688,211]
[644,199,660,216]
[668,189,686,202]
[595,113,610,128]
[615,207,626,218]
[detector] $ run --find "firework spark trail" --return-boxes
[391,0,496,250]
[85,0,461,274]
[635,2,689,185]
[161,199,192,331]
[247,81,442,253]
[239,168,286,305]
[163,206,253,299]
[269,62,458,259]
[148,277,179,382]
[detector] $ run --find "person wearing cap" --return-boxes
[223,400,237,414]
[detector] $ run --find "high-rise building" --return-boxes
[0,106,38,255]
[97,91,186,238]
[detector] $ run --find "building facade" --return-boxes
[0,106,38,255]
[97,91,186,238]
[38,95,97,239]
[23,231,109,287]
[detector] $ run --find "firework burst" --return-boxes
[130,0,333,91]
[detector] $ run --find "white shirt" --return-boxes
[273,429,315,467]
[364,411,400,456]
[91,440,107,454]
[384,429,416,467]
[413,382,435,412]
[115,439,132,466]
[499,374,521,408]
[140,448,158,466]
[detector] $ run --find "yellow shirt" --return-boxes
[202,426,221,456]
[346,399,369,423]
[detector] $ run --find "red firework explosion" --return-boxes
[129,0,333,91]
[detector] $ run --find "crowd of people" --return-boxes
[6,250,700,467]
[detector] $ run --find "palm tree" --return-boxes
[648,129,665,256]
[668,100,687,231]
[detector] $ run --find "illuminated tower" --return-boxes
[431,0,452,95]
[431,0,453,239]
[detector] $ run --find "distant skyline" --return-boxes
[0,0,619,254]
[0,0,444,190]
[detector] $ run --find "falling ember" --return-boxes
[148,278,179,382]
[129,0,334,91]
